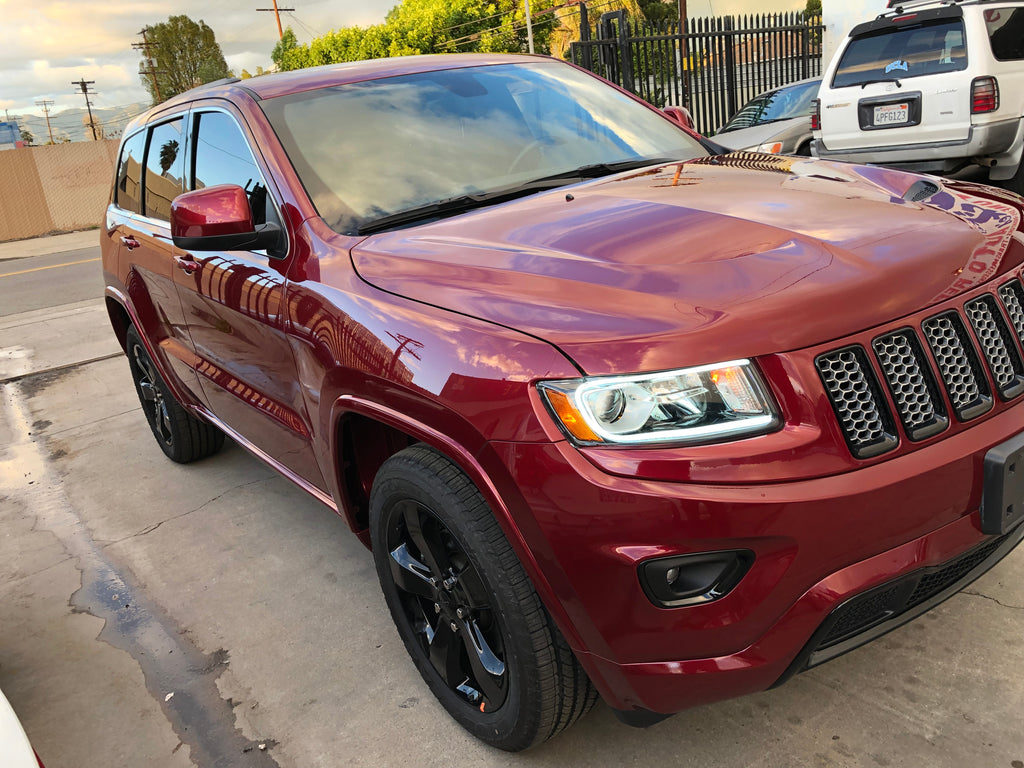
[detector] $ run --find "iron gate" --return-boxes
[569,6,825,136]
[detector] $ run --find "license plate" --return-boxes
[981,432,1024,535]
[873,103,909,126]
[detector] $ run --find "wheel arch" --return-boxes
[328,394,590,655]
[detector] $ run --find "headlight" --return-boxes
[538,360,779,446]
[747,141,783,154]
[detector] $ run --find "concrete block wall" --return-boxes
[0,140,119,242]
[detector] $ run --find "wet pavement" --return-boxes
[1,234,1023,767]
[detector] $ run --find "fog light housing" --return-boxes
[639,550,754,608]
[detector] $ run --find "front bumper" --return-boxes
[812,118,1020,171]
[488,402,1024,716]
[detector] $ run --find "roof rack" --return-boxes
[885,0,1008,8]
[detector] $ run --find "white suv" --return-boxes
[813,0,1024,193]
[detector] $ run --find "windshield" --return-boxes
[260,61,706,235]
[833,19,967,88]
[719,80,820,133]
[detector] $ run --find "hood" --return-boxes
[714,118,809,151]
[351,155,1024,376]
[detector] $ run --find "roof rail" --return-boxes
[886,0,955,9]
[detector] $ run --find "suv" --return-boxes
[102,54,1024,751]
[813,0,1024,192]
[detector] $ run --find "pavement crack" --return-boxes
[960,589,1024,611]
[44,408,142,438]
[104,476,275,547]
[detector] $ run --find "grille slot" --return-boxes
[815,347,898,459]
[965,296,1024,400]
[921,311,992,421]
[998,279,1024,343]
[872,330,948,441]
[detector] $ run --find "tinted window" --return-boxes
[986,7,1024,60]
[720,80,820,133]
[115,131,146,214]
[834,19,967,88]
[144,119,184,221]
[260,62,706,235]
[191,111,273,226]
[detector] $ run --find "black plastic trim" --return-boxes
[772,525,1024,690]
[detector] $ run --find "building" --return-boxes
[0,121,23,150]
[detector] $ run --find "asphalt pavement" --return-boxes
[0,232,1023,768]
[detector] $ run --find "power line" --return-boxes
[283,11,322,40]
[71,79,99,141]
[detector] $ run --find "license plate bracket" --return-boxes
[981,432,1024,535]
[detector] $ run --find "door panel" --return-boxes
[173,107,326,490]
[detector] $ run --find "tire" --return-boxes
[125,325,224,463]
[369,445,597,751]
[796,140,812,157]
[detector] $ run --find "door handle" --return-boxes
[121,236,140,250]
[175,257,201,275]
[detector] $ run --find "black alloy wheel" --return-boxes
[385,498,509,711]
[125,325,224,463]
[370,445,597,751]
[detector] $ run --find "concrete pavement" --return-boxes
[1,233,1023,767]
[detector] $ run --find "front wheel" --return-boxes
[370,445,597,751]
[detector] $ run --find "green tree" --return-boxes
[20,129,34,145]
[139,15,231,103]
[271,27,299,70]
[637,0,676,23]
[804,0,822,17]
[276,0,563,72]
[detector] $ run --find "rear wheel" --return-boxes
[125,325,224,463]
[370,445,597,751]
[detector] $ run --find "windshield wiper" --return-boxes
[355,157,678,236]
[856,77,903,89]
[531,157,678,184]
[355,178,575,235]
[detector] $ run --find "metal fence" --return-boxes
[569,8,825,136]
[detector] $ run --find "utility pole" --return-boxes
[132,28,163,103]
[678,0,689,75]
[524,0,535,54]
[72,79,99,141]
[257,0,295,40]
[35,100,55,144]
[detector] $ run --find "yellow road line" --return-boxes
[0,257,101,278]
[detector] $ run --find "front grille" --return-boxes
[817,279,1024,458]
[818,534,1008,650]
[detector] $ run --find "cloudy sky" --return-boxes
[0,0,801,120]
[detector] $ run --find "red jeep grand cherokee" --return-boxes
[101,54,1024,750]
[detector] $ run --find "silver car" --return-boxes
[715,78,821,155]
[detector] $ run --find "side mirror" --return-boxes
[171,184,284,256]
[663,106,696,131]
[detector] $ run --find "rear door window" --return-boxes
[144,118,185,221]
[985,7,1024,60]
[115,131,146,215]
[834,19,967,88]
